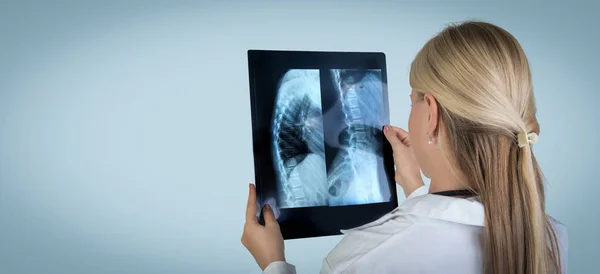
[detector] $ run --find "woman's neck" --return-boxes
[428,168,469,194]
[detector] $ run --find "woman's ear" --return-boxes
[423,94,439,137]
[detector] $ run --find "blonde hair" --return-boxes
[409,21,561,274]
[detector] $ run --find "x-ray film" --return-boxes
[247,50,397,239]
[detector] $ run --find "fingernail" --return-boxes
[265,204,271,211]
[384,125,389,131]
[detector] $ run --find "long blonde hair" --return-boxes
[409,21,561,274]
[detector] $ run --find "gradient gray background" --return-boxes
[0,1,597,273]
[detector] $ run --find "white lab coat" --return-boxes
[263,186,569,274]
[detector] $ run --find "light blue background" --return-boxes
[0,1,598,273]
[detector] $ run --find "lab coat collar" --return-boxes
[341,188,484,233]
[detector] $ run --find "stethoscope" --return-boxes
[431,189,478,198]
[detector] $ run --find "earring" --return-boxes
[427,132,433,145]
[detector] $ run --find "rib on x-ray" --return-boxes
[326,69,386,206]
[271,70,329,208]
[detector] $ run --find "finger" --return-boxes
[245,184,258,223]
[389,126,409,139]
[383,125,403,146]
[262,204,279,227]
[389,126,410,146]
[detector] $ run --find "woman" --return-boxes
[241,21,568,274]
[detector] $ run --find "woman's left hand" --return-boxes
[241,184,286,270]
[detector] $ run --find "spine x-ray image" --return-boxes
[271,69,389,209]
[325,69,386,206]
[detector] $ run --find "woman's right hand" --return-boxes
[383,125,425,198]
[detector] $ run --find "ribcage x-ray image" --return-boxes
[269,68,390,209]
[271,70,329,208]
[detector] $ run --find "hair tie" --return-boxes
[518,132,538,147]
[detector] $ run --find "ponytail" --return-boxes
[521,138,562,274]
[516,133,561,273]
[445,125,562,274]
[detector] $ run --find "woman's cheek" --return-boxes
[408,108,418,137]
[408,108,423,157]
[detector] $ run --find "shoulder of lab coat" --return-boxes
[321,185,486,273]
